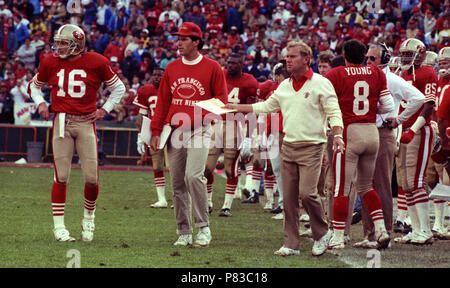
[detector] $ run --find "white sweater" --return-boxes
[253,72,343,144]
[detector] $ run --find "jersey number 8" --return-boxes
[353,81,369,116]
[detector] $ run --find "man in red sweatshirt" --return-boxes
[150,22,228,247]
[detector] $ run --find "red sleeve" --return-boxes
[211,61,228,104]
[133,86,149,110]
[95,53,116,83]
[437,87,450,121]
[150,70,172,136]
[36,55,52,83]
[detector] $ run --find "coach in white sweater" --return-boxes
[226,41,344,257]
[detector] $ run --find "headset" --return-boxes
[379,42,392,65]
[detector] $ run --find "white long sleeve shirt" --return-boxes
[376,66,425,128]
[252,72,343,144]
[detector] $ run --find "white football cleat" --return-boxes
[193,228,211,247]
[151,200,168,208]
[264,201,274,210]
[81,218,95,242]
[394,231,417,244]
[54,227,75,242]
[411,231,433,245]
[312,230,332,256]
[328,235,345,250]
[173,234,192,246]
[272,213,284,220]
[274,246,299,256]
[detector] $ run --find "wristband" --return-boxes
[334,134,343,138]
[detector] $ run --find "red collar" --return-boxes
[290,68,313,92]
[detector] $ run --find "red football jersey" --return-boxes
[436,82,450,122]
[263,81,284,135]
[225,71,259,104]
[326,65,390,126]
[132,84,158,119]
[37,52,118,114]
[258,79,275,100]
[400,65,438,128]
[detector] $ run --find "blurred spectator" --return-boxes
[158,3,181,26]
[104,34,124,62]
[346,6,364,28]
[14,14,30,47]
[29,32,45,51]
[39,42,52,63]
[127,7,147,36]
[17,0,35,21]
[0,25,17,56]
[17,37,36,70]
[183,4,206,31]
[0,81,14,123]
[408,6,424,31]
[206,11,224,38]
[120,49,139,83]
[132,39,148,64]
[96,0,112,32]
[406,19,420,39]
[424,10,437,35]
[243,55,261,79]
[398,0,420,26]
[0,1,12,18]
[322,6,339,32]
[10,69,32,104]
[108,7,128,32]
[226,0,243,33]
[29,15,47,35]
[160,49,175,69]
[156,11,177,37]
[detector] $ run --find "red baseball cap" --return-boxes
[172,22,203,38]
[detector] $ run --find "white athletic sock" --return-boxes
[156,186,167,203]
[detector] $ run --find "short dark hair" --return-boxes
[343,39,366,64]
[189,36,204,50]
[330,55,345,68]
[274,64,289,78]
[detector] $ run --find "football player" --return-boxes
[134,67,168,208]
[28,24,126,242]
[203,53,259,217]
[433,47,450,240]
[394,38,439,245]
[352,43,425,248]
[325,39,394,250]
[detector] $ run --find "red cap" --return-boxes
[350,7,356,12]
[172,22,203,38]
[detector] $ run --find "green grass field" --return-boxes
[0,166,449,268]
[0,166,348,268]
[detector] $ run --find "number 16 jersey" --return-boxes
[35,52,119,115]
[325,64,390,126]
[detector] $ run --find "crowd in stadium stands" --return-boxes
[0,0,448,124]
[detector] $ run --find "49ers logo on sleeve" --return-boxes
[171,77,205,99]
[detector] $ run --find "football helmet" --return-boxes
[388,56,400,74]
[423,51,438,71]
[399,38,426,71]
[52,24,86,59]
[438,47,450,78]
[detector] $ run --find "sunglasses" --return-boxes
[365,56,378,61]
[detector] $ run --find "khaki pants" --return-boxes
[398,125,435,193]
[53,113,98,184]
[361,127,396,239]
[167,125,212,235]
[281,141,328,249]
